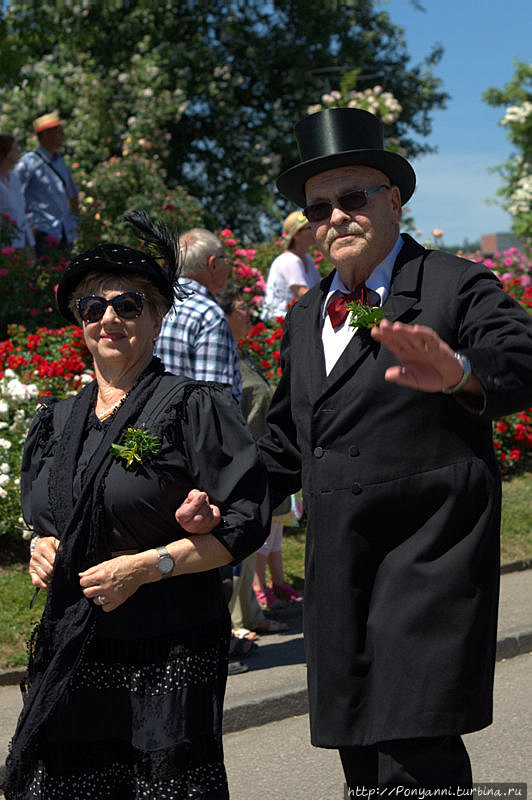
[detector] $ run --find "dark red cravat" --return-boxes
[327,285,367,328]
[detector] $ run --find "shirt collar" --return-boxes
[36,145,58,162]
[322,234,404,318]
[180,277,215,300]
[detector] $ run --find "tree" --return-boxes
[484,60,532,241]
[0,0,447,238]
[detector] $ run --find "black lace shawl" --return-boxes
[3,358,167,800]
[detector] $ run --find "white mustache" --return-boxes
[325,224,364,248]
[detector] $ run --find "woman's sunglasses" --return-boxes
[76,291,149,323]
[304,184,391,223]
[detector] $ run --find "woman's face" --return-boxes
[1,140,20,171]
[79,280,162,372]
[226,296,251,342]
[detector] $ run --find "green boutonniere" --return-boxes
[346,300,385,329]
[110,427,161,468]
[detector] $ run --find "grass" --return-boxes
[500,471,532,563]
[0,473,530,671]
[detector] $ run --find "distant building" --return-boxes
[481,232,526,256]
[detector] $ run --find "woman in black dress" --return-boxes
[4,212,269,800]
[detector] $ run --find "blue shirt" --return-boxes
[155,278,242,403]
[14,146,78,244]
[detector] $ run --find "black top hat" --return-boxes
[276,108,416,208]
[56,211,183,324]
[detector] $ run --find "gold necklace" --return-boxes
[96,391,129,421]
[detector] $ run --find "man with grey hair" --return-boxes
[155,227,242,402]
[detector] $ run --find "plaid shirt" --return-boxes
[155,278,242,402]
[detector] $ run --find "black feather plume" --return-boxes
[123,209,186,298]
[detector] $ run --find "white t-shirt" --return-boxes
[262,251,321,320]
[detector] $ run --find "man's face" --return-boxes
[209,250,230,294]
[305,165,402,288]
[40,125,65,153]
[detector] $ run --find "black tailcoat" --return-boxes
[260,234,532,747]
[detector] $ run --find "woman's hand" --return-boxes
[79,554,145,613]
[29,536,59,590]
[175,489,221,534]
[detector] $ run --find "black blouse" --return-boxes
[21,380,270,638]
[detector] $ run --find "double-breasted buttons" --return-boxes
[349,445,360,457]
[351,482,362,494]
[313,446,324,458]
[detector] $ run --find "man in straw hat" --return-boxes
[14,111,79,257]
[177,108,532,789]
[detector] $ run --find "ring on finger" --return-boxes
[96,595,105,606]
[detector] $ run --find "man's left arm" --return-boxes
[372,269,532,418]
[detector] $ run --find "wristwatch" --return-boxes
[156,545,175,578]
[442,352,472,394]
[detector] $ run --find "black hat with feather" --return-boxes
[56,210,184,325]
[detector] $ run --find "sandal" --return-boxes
[229,634,257,661]
[253,619,289,634]
[228,661,249,675]
[232,627,259,641]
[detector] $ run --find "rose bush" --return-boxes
[0,238,530,552]
[0,324,93,551]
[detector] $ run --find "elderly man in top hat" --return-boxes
[177,108,532,789]
[14,111,79,257]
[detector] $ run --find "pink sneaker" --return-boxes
[254,586,282,610]
[272,581,303,604]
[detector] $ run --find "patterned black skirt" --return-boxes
[27,617,231,800]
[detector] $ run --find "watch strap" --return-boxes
[442,353,472,394]
[156,545,175,578]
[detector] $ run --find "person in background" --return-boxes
[0,134,35,251]
[217,281,289,634]
[14,112,79,258]
[155,227,241,403]
[3,211,269,800]
[261,210,321,320]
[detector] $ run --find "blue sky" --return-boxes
[383,0,531,246]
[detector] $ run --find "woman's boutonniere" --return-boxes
[111,427,161,468]
[346,300,385,329]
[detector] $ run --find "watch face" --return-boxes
[159,555,174,575]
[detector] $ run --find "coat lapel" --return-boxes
[310,234,427,402]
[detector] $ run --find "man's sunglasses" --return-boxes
[76,291,149,323]
[304,184,391,223]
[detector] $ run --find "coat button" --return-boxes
[349,445,360,457]
[351,482,362,494]
[313,446,324,458]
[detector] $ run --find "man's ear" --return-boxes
[390,186,402,223]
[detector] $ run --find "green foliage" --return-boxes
[346,301,385,328]
[111,427,162,469]
[0,246,68,339]
[0,0,447,238]
[75,154,205,250]
[483,60,532,241]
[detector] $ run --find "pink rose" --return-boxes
[0,268,9,277]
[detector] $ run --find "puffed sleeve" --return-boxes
[20,400,59,530]
[177,384,271,563]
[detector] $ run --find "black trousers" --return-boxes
[339,736,472,790]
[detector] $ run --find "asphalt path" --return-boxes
[224,652,532,799]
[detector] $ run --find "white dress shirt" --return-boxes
[322,235,404,375]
